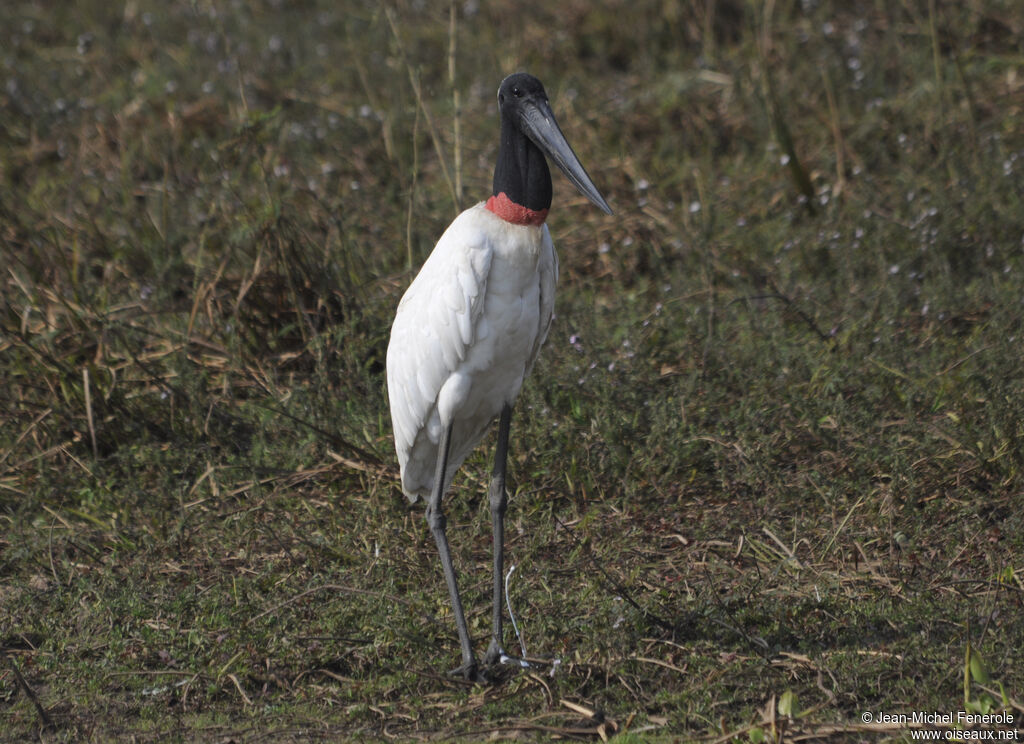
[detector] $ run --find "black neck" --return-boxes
[492,116,552,212]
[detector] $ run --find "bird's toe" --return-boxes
[483,639,504,667]
[484,639,530,671]
[447,659,486,683]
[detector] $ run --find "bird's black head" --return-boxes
[497,73,549,114]
[489,72,612,222]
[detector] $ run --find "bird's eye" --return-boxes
[512,87,522,97]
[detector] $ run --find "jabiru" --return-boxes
[386,72,612,681]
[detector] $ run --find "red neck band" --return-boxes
[485,192,548,226]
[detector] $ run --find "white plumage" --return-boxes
[382,72,609,679]
[387,202,557,501]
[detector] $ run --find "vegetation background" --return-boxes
[2,0,1022,741]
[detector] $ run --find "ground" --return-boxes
[2,0,1023,741]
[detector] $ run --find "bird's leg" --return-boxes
[426,421,479,680]
[483,404,512,667]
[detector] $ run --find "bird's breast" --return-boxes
[465,239,546,373]
[451,211,554,412]
[386,202,558,500]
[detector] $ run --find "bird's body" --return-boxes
[388,203,557,501]
[385,73,610,680]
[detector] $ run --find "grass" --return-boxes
[2,0,1023,741]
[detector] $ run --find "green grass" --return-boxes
[3,0,1023,741]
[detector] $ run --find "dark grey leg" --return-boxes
[426,421,478,679]
[483,404,512,666]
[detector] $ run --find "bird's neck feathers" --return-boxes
[485,192,548,226]
[486,116,551,226]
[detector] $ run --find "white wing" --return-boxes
[386,206,494,500]
[387,203,559,502]
[526,226,557,379]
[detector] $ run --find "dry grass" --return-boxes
[3,0,1024,741]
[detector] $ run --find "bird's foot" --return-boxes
[483,638,530,670]
[447,658,486,683]
[483,638,503,666]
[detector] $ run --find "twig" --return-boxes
[253,400,384,467]
[754,5,815,214]
[762,526,804,569]
[630,655,688,676]
[384,7,458,217]
[244,583,428,625]
[448,0,462,210]
[0,407,53,468]
[820,494,864,559]
[83,367,97,458]
[977,683,1024,714]
[405,102,420,269]
[554,516,676,633]
[820,66,846,198]
[729,290,831,342]
[347,22,395,161]
[4,650,54,731]
[227,673,253,706]
[927,0,946,114]
[700,564,772,657]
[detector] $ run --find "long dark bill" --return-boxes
[518,100,613,216]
